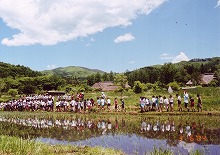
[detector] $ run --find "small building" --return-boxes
[92,81,130,91]
[186,80,193,86]
[201,73,215,85]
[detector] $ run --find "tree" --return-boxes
[133,81,143,93]
[214,69,220,86]
[209,79,218,87]
[114,74,128,97]
[191,72,201,85]
[8,89,18,97]
[160,63,177,85]
[0,79,6,97]
[102,72,109,81]
[94,72,101,83]
[87,74,95,86]
[109,71,114,81]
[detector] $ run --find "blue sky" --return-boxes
[0,0,219,73]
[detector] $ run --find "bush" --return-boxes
[133,81,143,93]
[8,89,18,97]
[209,79,218,87]
[167,81,180,91]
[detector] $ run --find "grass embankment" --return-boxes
[0,135,204,155]
[85,87,220,112]
[0,135,124,155]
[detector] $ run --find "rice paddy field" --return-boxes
[0,87,220,155]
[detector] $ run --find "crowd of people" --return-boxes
[0,92,126,113]
[0,90,202,113]
[139,90,202,113]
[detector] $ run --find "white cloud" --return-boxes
[160,52,189,63]
[47,64,56,70]
[172,52,189,63]
[114,33,135,43]
[216,0,220,7]
[0,0,166,46]
[160,53,174,60]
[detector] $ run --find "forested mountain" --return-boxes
[0,62,65,95]
[0,57,219,97]
[125,57,220,87]
[0,62,42,78]
[42,66,104,78]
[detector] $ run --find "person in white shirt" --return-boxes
[107,98,111,112]
[176,94,182,112]
[70,99,76,112]
[184,90,189,112]
[159,95,163,112]
[169,95,174,112]
[101,97,105,111]
[163,96,169,112]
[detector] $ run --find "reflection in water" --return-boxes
[0,115,220,155]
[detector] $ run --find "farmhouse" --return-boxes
[201,73,215,85]
[92,81,130,91]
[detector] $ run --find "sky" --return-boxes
[0,0,219,73]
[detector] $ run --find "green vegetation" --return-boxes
[0,57,220,103]
[0,112,215,155]
[0,135,123,155]
[1,59,219,155]
[149,147,173,155]
[125,57,220,87]
[0,135,206,155]
[42,66,104,78]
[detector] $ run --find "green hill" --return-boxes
[0,62,41,78]
[125,57,220,87]
[42,66,105,78]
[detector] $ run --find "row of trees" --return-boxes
[0,62,41,78]
[0,75,66,97]
[0,57,219,98]
[125,61,220,87]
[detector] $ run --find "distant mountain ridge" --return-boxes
[42,66,105,78]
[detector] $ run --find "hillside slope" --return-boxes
[42,66,104,78]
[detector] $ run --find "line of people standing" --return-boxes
[139,90,202,112]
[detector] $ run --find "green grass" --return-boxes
[0,135,124,155]
[0,135,206,155]
[1,87,220,112]
[86,87,220,112]
[148,147,173,155]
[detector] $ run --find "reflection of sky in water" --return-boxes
[36,134,220,155]
[1,115,220,155]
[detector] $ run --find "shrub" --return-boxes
[209,79,218,87]
[7,89,18,97]
[167,81,180,91]
[133,81,143,93]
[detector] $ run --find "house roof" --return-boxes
[186,80,193,85]
[201,73,215,85]
[92,81,130,91]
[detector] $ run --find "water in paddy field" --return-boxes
[0,115,220,155]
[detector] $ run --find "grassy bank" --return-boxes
[0,135,205,155]
[0,135,124,155]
